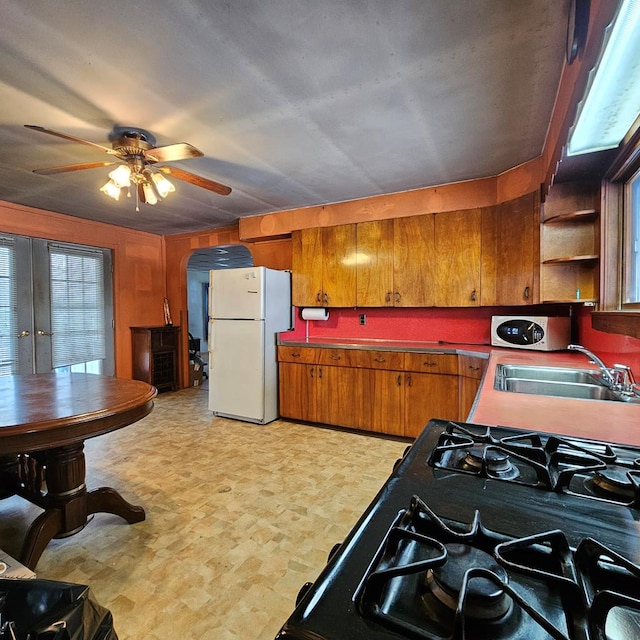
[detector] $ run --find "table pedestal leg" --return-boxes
[18,443,145,570]
[87,487,145,523]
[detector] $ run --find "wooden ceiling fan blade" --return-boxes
[33,161,115,175]
[145,142,204,163]
[24,125,117,154]
[158,166,232,195]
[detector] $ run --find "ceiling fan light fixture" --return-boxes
[151,172,175,198]
[142,182,158,205]
[108,164,132,188]
[100,179,121,201]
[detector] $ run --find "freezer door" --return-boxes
[209,319,269,422]
[210,267,265,319]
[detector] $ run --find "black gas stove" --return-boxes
[275,419,640,640]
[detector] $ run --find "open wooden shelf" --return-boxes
[540,182,600,305]
[543,209,597,224]
[543,298,598,304]
[543,254,599,264]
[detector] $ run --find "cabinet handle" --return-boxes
[318,367,323,378]
[407,374,413,387]
[470,289,477,302]
[292,352,301,358]
[468,365,480,371]
[374,357,386,363]
[385,292,392,303]
[37,330,54,336]
[18,330,31,338]
[330,355,341,361]
[395,292,401,303]
[310,367,314,378]
[323,293,329,305]
[523,285,530,300]
[316,291,322,303]
[396,374,402,386]
[423,361,436,367]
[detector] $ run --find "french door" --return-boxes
[0,234,114,376]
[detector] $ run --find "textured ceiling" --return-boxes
[0,1,572,235]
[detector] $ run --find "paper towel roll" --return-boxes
[301,307,329,321]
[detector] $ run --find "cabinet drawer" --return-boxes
[404,352,457,374]
[317,348,359,367]
[458,355,487,380]
[355,350,404,370]
[278,346,317,364]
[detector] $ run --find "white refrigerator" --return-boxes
[208,266,291,424]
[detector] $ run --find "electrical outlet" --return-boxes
[359,313,366,325]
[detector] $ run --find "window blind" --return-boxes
[0,237,17,374]
[49,244,106,369]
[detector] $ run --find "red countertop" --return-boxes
[279,336,640,446]
[469,349,640,446]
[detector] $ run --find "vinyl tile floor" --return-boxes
[0,385,409,640]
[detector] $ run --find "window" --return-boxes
[0,237,18,375]
[623,167,640,305]
[49,243,108,374]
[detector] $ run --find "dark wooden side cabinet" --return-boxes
[131,326,180,392]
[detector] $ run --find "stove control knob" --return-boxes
[327,542,342,562]
[295,582,313,607]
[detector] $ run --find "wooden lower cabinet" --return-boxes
[458,355,487,420]
[279,362,317,422]
[279,347,472,438]
[404,372,459,437]
[370,370,404,435]
[316,365,371,430]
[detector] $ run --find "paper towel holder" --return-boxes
[301,307,329,321]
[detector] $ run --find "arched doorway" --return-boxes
[186,245,254,377]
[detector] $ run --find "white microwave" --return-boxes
[491,316,571,351]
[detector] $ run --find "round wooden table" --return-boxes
[0,373,157,569]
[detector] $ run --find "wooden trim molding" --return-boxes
[591,311,640,339]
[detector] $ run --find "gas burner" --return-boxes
[459,446,520,481]
[587,468,636,501]
[425,544,510,620]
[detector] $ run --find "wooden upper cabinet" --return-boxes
[322,224,356,307]
[394,215,435,307]
[356,215,435,307]
[291,225,356,307]
[434,209,482,307]
[292,227,323,307]
[481,192,540,306]
[356,219,394,306]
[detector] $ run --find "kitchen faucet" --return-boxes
[567,345,640,399]
[567,344,616,384]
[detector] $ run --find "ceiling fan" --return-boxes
[24,125,232,209]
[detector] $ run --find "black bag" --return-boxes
[0,579,117,640]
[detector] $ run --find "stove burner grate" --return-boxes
[357,495,640,640]
[428,422,640,508]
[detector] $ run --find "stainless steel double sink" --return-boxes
[494,364,627,402]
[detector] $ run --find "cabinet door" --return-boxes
[404,373,459,438]
[316,365,370,429]
[370,369,404,436]
[459,376,481,421]
[356,220,394,306]
[292,228,324,307]
[393,215,436,307]
[322,225,357,307]
[434,209,481,306]
[481,192,540,305]
[279,362,316,422]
